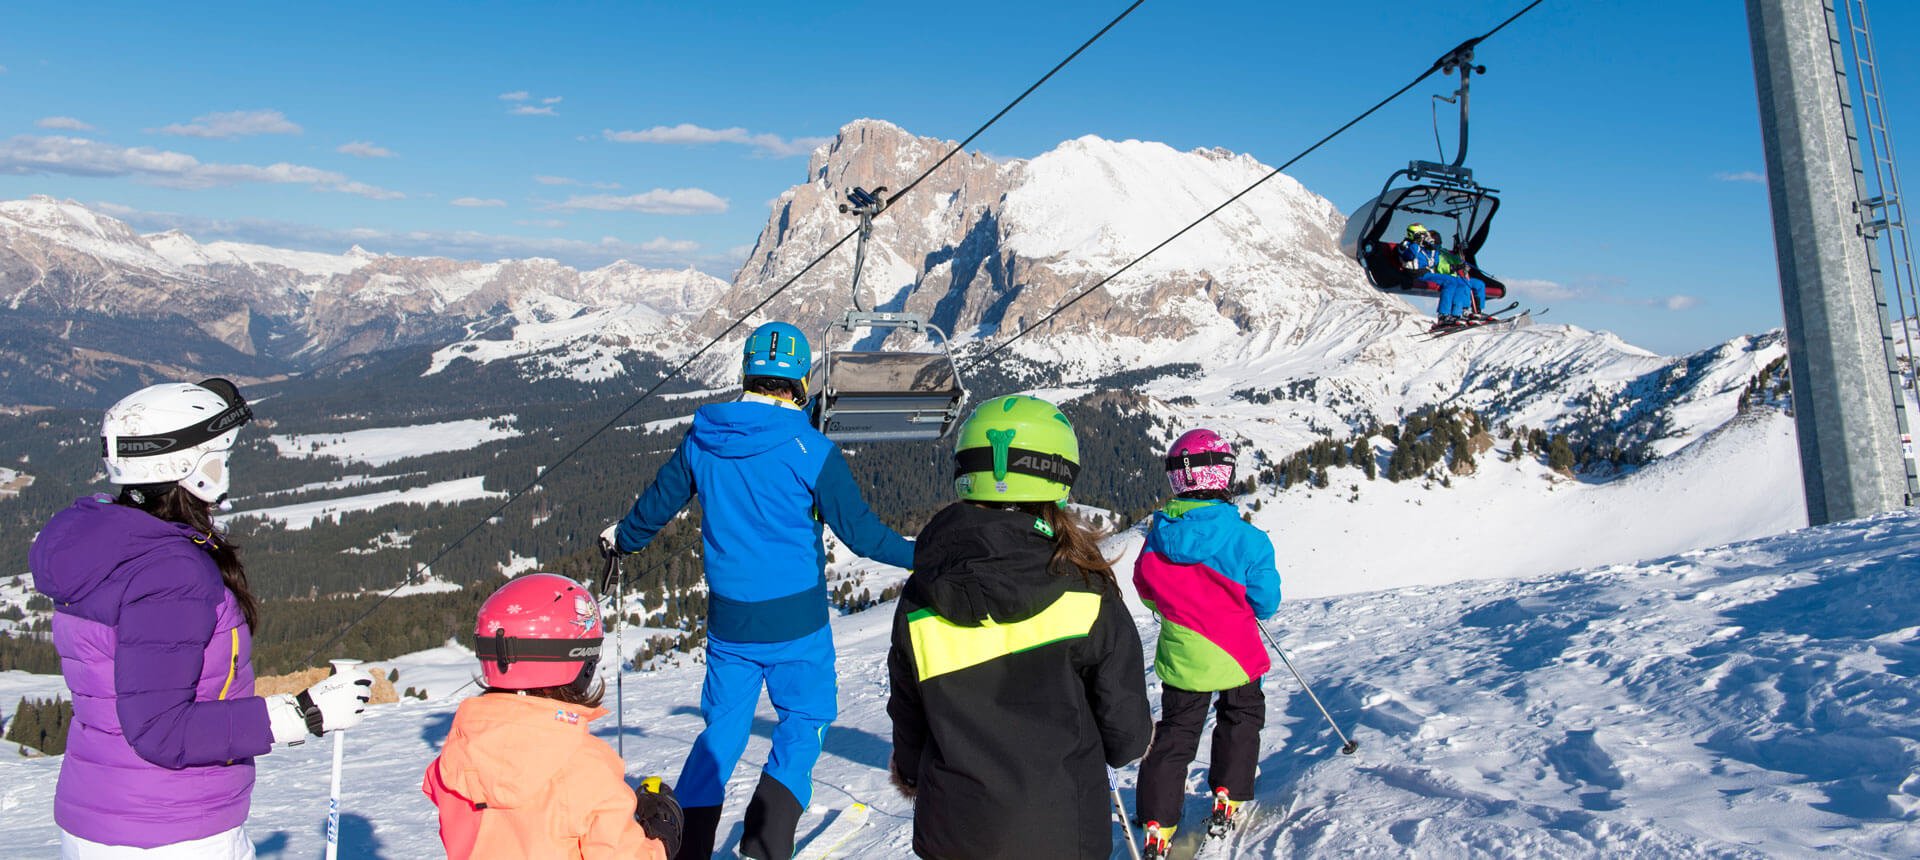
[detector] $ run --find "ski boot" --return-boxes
[1206,788,1242,840]
[1141,821,1174,860]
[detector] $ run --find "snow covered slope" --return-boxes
[3,511,1913,857]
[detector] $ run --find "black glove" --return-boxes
[636,776,683,856]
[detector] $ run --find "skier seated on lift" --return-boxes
[1399,223,1491,327]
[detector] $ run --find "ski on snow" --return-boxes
[1188,798,1255,859]
[793,802,870,860]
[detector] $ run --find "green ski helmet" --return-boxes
[953,394,1080,502]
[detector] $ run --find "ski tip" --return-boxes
[1341,739,1360,755]
[851,803,868,812]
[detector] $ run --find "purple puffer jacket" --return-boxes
[30,495,274,848]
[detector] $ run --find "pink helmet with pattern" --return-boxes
[475,573,604,692]
[1166,428,1237,495]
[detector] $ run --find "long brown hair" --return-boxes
[997,501,1117,588]
[118,485,259,629]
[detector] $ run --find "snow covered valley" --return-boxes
[2,510,1914,858]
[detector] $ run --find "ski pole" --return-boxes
[1258,626,1359,755]
[325,658,363,860]
[1109,769,1142,860]
[610,553,625,758]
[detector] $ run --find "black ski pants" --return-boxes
[1134,681,1265,826]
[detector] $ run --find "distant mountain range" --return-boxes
[0,195,724,407]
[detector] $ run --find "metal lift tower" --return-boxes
[1746,0,1918,524]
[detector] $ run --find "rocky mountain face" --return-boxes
[0,196,725,407]
[698,119,1404,372]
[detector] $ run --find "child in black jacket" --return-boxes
[887,395,1153,859]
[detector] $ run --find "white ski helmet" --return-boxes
[101,378,253,504]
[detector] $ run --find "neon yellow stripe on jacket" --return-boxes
[907,591,1100,682]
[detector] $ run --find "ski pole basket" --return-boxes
[811,185,969,443]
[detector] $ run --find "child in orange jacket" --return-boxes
[423,573,681,860]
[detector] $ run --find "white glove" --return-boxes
[265,668,373,744]
[600,523,624,557]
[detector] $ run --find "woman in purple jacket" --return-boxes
[30,379,374,857]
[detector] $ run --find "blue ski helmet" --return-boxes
[742,321,811,382]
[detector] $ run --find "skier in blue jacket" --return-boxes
[1399,223,1489,327]
[602,320,914,860]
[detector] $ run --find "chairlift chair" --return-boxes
[811,186,969,443]
[1338,40,1509,301]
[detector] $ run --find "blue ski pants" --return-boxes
[1424,274,1484,317]
[676,626,837,809]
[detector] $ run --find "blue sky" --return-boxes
[1,1,1915,355]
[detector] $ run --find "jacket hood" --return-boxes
[910,502,1075,627]
[689,401,811,458]
[435,693,608,811]
[31,495,205,605]
[1148,499,1241,566]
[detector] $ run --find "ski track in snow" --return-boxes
[3,513,1917,857]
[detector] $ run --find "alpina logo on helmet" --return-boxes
[117,438,176,454]
[1010,454,1074,481]
[207,409,248,434]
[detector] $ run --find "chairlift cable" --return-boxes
[296,0,1151,666]
[964,0,1546,371]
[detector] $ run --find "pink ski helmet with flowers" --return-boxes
[474,573,604,692]
[1165,428,1237,495]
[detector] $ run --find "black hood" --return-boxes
[909,502,1073,627]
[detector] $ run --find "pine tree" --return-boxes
[1549,434,1576,473]
[1353,437,1376,480]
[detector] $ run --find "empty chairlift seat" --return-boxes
[814,346,965,442]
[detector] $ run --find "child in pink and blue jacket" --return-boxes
[1131,429,1280,845]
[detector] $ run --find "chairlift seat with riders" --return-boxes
[1338,40,1509,303]
[811,186,969,443]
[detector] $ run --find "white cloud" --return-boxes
[36,116,95,131]
[640,237,699,253]
[554,188,728,215]
[1505,277,1582,302]
[602,124,829,158]
[337,141,396,159]
[533,174,619,189]
[498,91,530,102]
[330,181,406,201]
[1715,170,1767,184]
[99,202,721,271]
[509,105,557,117]
[1509,275,1698,313]
[0,135,401,198]
[153,109,302,138]
[541,96,563,105]
[451,197,507,208]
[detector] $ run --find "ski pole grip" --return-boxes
[329,658,363,676]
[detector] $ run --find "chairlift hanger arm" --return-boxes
[1427,39,1488,169]
[836,186,889,313]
